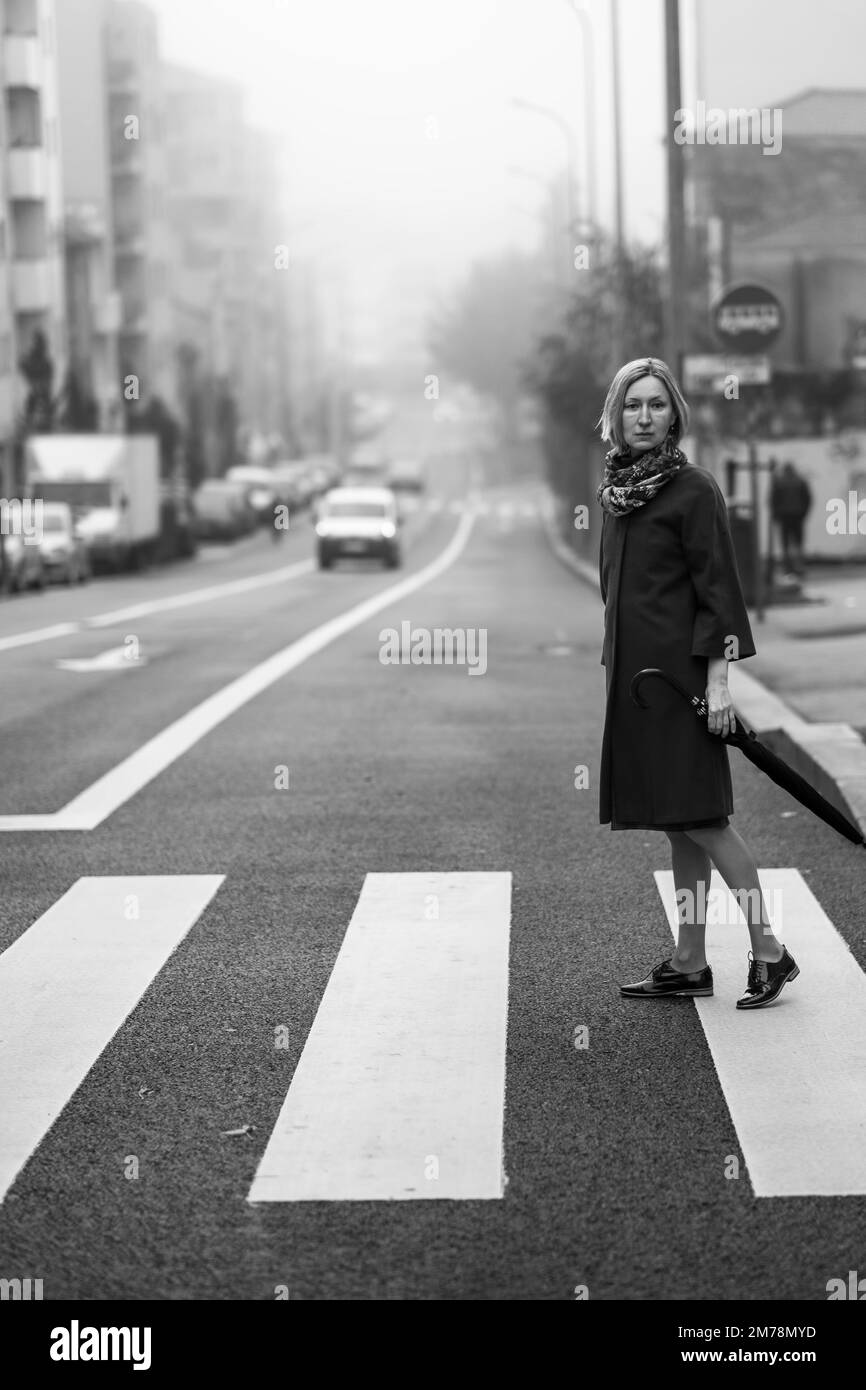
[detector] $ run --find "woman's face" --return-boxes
[621,375,674,454]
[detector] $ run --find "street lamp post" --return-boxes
[564,0,598,237]
[511,96,581,270]
[508,164,564,291]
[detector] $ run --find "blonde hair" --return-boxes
[597,357,690,455]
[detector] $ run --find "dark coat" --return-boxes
[770,471,812,521]
[598,462,756,828]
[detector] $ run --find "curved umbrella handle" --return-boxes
[630,667,708,719]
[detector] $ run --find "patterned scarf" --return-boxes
[596,435,688,516]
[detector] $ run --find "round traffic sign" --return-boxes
[712,283,784,354]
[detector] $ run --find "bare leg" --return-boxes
[667,830,711,973]
[683,824,784,962]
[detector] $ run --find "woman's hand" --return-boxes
[706,679,737,738]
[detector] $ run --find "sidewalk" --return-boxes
[541,498,866,840]
[747,567,866,727]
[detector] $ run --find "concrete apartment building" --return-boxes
[0,0,67,494]
[105,0,174,414]
[161,61,249,476]
[49,0,312,475]
[55,0,176,436]
[53,0,121,432]
[162,65,295,470]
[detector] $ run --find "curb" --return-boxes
[541,492,866,842]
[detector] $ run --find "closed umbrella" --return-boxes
[630,667,866,848]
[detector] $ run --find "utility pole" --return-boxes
[664,0,686,377]
[610,0,626,362]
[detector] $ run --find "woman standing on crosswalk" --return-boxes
[596,356,799,1009]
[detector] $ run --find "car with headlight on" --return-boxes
[315,486,401,569]
[37,501,90,584]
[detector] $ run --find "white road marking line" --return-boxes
[0,560,315,654]
[248,871,512,1202]
[0,622,80,654]
[0,513,475,831]
[655,868,866,1197]
[0,875,224,1204]
[86,559,314,628]
[56,646,146,673]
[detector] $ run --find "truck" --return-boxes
[24,434,190,572]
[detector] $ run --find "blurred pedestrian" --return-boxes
[596,357,799,1009]
[770,461,812,579]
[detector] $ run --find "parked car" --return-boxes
[315,486,401,570]
[37,501,90,584]
[386,458,426,493]
[191,479,257,540]
[270,461,314,511]
[225,466,279,527]
[1,532,46,594]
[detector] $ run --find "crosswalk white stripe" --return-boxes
[0,875,224,1204]
[248,871,512,1202]
[655,868,866,1196]
[0,513,475,831]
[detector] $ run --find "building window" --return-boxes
[11,200,47,258]
[3,0,38,36]
[5,88,42,147]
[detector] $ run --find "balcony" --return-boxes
[6,147,45,199]
[12,259,51,312]
[3,34,41,87]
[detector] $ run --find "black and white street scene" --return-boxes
[2,0,866,1345]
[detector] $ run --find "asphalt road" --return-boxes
[1,454,864,1302]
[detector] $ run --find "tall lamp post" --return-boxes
[563,0,598,237]
[511,96,581,270]
[509,164,563,291]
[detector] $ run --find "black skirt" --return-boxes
[610,815,731,832]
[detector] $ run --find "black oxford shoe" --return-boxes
[736,946,800,1009]
[620,958,713,999]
